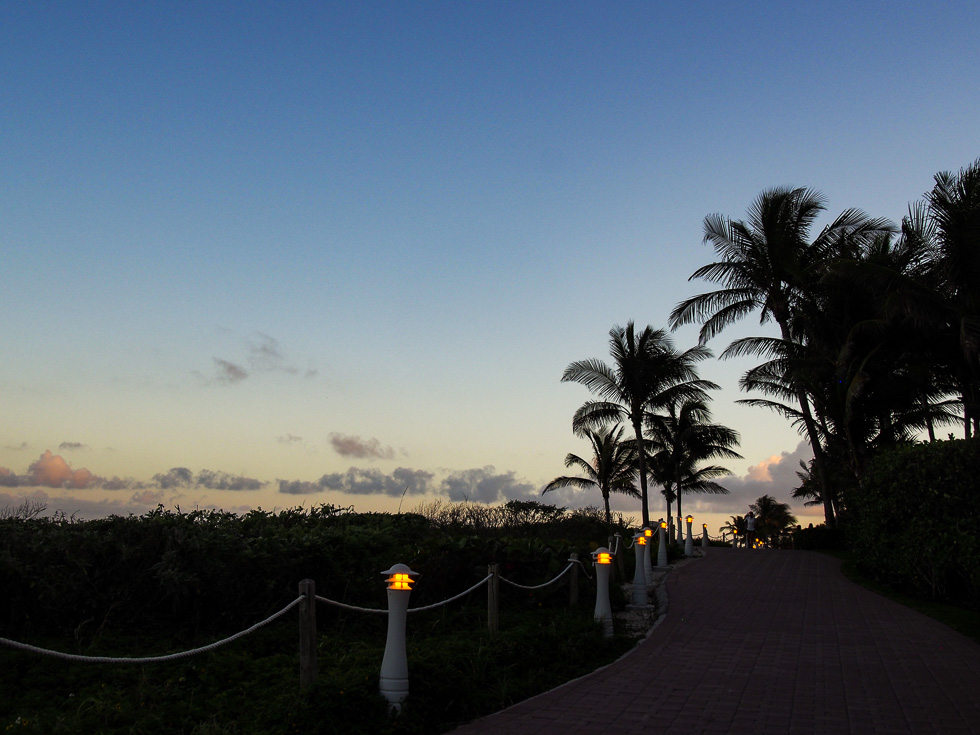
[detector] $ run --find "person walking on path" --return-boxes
[745,511,757,548]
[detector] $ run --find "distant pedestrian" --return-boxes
[745,512,757,548]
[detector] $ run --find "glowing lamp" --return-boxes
[388,573,414,590]
[379,563,419,710]
[592,547,614,636]
[636,535,646,546]
[660,520,667,529]
[686,515,693,524]
[644,527,653,538]
[382,563,419,591]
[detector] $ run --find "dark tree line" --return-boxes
[549,159,979,532]
[671,158,980,527]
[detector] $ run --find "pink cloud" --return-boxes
[28,450,96,489]
[746,455,784,482]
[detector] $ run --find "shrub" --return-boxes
[845,439,980,607]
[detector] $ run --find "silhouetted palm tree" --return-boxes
[645,398,741,523]
[562,322,715,526]
[541,425,639,525]
[720,515,746,546]
[670,187,892,527]
[750,494,798,546]
[915,158,980,436]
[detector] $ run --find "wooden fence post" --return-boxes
[487,563,499,636]
[299,578,317,690]
[610,535,625,584]
[568,553,579,607]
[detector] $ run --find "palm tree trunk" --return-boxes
[632,416,650,527]
[777,321,836,528]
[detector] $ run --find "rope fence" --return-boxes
[0,596,304,664]
[497,561,574,590]
[0,554,596,691]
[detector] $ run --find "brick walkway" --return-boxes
[450,549,980,734]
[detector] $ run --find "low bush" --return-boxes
[845,438,980,608]
[0,500,643,734]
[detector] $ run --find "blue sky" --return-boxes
[2,1,978,530]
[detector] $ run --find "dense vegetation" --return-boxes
[670,158,980,530]
[0,501,648,734]
[846,438,980,608]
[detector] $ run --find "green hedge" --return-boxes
[846,439,980,608]
[0,501,631,643]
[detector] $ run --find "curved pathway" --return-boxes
[451,549,980,734]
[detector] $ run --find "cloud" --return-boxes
[278,433,303,444]
[0,467,19,487]
[27,450,96,489]
[329,433,396,460]
[102,476,144,491]
[212,358,249,384]
[195,470,265,491]
[5,442,28,451]
[149,467,264,491]
[203,332,317,385]
[247,333,298,374]
[440,466,536,504]
[58,442,87,451]
[277,466,434,497]
[153,467,195,489]
[131,490,166,505]
[278,479,321,495]
[680,441,813,516]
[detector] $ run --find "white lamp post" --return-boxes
[642,526,654,584]
[379,563,418,711]
[658,519,668,567]
[592,547,614,638]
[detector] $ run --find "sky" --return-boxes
[2,1,978,535]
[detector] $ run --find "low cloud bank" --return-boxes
[0,453,266,492]
[277,465,536,504]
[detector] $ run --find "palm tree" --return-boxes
[541,425,639,525]
[720,515,746,546]
[562,322,715,526]
[645,398,741,524]
[750,494,798,547]
[669,187,893,527]
[917,158,980,436]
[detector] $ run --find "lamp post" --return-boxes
[702,522,709,549]
[658,519,668,567]
[592,547,614,638]
[630,532,648,607]
[379,563,418,711]
[642,526,654,584]
[684,515,694,557]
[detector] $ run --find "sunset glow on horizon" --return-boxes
[3,2,978,535]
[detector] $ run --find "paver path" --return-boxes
[450,549,980,734]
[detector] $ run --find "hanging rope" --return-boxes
[0,596,304,664]
[497,561,575,590]
[315,573,493,615]
[406,574,492,613]
[569,556,594,581]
